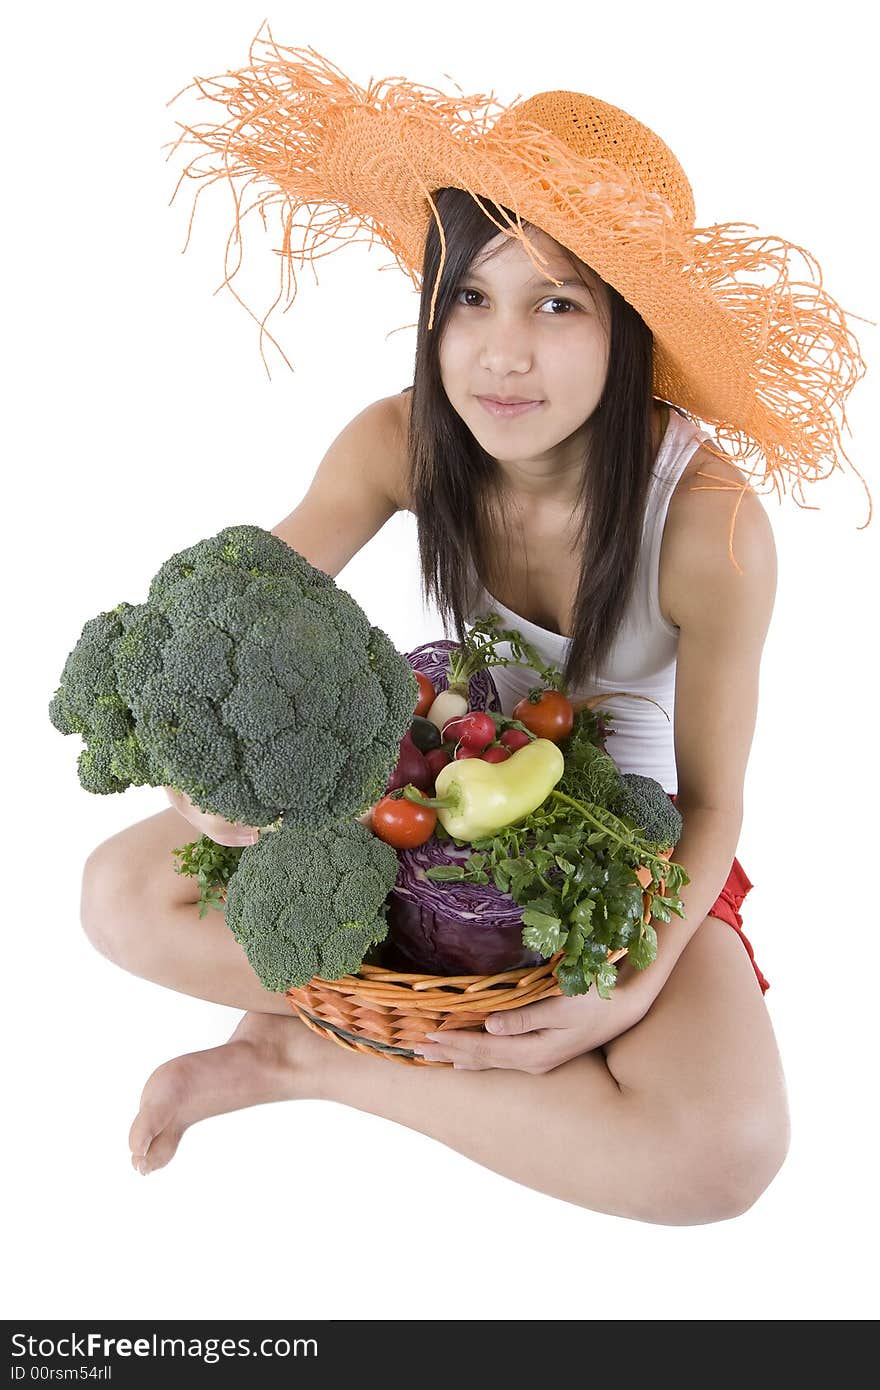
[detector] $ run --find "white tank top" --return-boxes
[463,407,716,794]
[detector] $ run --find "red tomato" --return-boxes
[512,690,575,742]
[499,728,532,752]
[481,744,512,763]
[413,671,436,719]
[441,710,496,751]
[371,793,437,849]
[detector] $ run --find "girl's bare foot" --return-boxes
[128,1010,325,1176]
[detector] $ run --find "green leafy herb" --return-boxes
[446,613,567,694]
[424,788,689,998]
[171,836,245,919]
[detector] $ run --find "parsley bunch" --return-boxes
[428,790,689,998]
[172,836,245,918]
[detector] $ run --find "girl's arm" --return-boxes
[621,463,778,1001]
[270,393,405,578]
[616,805,744,998]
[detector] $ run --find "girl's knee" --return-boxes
[617,1091,790,1226]
[715,1105,791,1218]
[80,834,180,964]
[667,1105,790,1224]
[80,841,142,962]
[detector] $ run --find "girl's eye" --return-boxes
[455,288,576,315]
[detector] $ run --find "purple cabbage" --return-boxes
[383,835,546,975]
[403,637,503,715]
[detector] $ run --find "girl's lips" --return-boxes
[477,397,544,419]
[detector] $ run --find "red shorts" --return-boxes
[668,795,769,994]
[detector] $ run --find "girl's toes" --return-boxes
[134,1125,184,1177]
[128,1115,154,1164]
[127,1060,189,1165]
[128,1101,166,1164]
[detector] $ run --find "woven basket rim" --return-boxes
[288,944,630,999]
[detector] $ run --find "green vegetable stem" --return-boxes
[444,613,567,697]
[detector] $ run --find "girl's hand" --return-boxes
[412,976,654,1072]
[164,786,262,848]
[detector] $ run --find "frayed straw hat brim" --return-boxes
[165,25,874,534]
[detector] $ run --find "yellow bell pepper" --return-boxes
[401,738,564,840]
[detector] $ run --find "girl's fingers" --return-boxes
[166,786,260,844]
[209,823,259,846]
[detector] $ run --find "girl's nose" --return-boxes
[479,330,534,376]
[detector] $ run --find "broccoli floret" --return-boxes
[49,524,418,829]
[223,820,400,990]
[48,608,159,793]
[555,711,681,851]
[611,773,683,852]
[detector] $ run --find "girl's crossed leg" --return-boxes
[81,806,790,1225]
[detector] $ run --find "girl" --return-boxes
[80,42,868,1223]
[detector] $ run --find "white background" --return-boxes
[4,0,878,1323]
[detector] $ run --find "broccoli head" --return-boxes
[49,524,418,829]
[223,819,400,990]
[611,773,683,852]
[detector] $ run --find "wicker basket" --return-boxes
[285,860,666,1066]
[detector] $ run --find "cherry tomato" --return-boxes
[413,671,436,719]
[371,793,437,849]
[481,744,512,763]
[512,690,575,742]
[499,728,532,752]
[441,710,496,751]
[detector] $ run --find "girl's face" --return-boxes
[438,225,610,491]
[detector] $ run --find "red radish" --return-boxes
[385,731,434,794]
[500,728,532,752]
[424,746,452,780]
[425,686,468,731]
[441,710,496,751]
[453,742,486,760]
[481,744,512,763]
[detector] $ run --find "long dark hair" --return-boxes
[406,186,674,694]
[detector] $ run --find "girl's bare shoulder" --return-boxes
[662,443,777,628]
[670,443,768,534]
[389,386,416,511]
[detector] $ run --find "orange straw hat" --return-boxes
[165,23,873,531]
